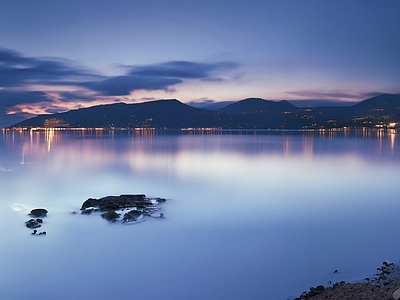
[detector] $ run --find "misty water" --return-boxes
[1,129,400,300]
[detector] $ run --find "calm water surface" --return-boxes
[1,129,400,300]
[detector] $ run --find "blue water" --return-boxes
[1,129,400,299]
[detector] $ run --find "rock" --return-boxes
[80,194,156,214]
[101,210,120,222]
[30,208,48,217]
[81,208,95,215]
[81,194,166,224]
[25,219,42,229]
[81,198,100,210]
[122,210,142,223]
[295,285,325,299]
[135,200,153,209]
[81,194,147,212]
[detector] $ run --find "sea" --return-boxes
[1,128,400,300]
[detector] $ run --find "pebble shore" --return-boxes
[296,262,400,299]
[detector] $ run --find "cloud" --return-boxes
[187,98,235,110]
[0,48,239,98]
[58,91,97,102]
[80,61,238,96]
[191,98,216,104]
[129,61,238,79]
[83,75,182,96]
[286,90,384,101]
[0,48,96,88]
[0,90,52,110]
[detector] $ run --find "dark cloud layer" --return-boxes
[0,48,238,101]
[0,90,53,127]
[130,61,238,80]
[0,48,95,88]
[0,90,52,110]
[58,92,95,103]
[88,61,238,96]
[286,90,383,100]
[83,75,182,96]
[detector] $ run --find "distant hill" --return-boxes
[187,100,235,110]
[288,100,358,108]
[10,94,400,129]
[218,98,305,128]
[306,94,400,128]
[12,99,236,129]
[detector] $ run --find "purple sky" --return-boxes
[1,0,400,126]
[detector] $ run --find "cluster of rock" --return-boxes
[295,262,400,300]
[80,194,166,223]
[295,284,327,299]
[23,195,167,236]
[25,208,48,236]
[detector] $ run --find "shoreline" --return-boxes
[295,262,400,299]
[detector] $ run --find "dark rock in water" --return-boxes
[101,210,120,222]
[295,285,326,300]
[30,208,48,217]
[81,198,100,210]
[81,208,95,215]
[25,219,42,229]
[136,200,153,209]
[81,194,166,224]
[122,210,142,223]
[81,194,146,211]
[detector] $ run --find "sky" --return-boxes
[0,0,400,127]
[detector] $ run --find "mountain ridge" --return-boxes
[9,94,400,129]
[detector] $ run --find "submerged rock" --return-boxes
[29,208,48,217]
[101,210,120,222]
[25,219,42,229]
[81,194,147,211]
[81,208,95,215]
[81,194,166,224]
[122,210,142,223]
[25,210,48,235]
[31,229,46,236]
[80,198,100,210]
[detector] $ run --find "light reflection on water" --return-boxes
[1,129,400,300]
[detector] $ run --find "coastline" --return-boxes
[295,262,400,299]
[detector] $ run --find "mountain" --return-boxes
[288,100,358,108]
[12,99,236,129]
[10,94,400,129]
[304,94,400,128]
[187,100,235,110]
[218,98,305,128]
